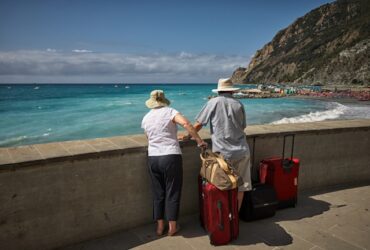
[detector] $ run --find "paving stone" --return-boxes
[181,236,218,250]
[35,142,70,159]
[234,243,279,250]
[246,120,370,136]
[323,120,369,129]
[0,148,14,165]
[7,145,43,163]
[308,188,370,232]
[85,138,119,152]
[246,126,270,136]
[323,186,370,205]
[131,239,186,250]
[238,221,293,247]
[334,208,370,233]
[129,222,162,244]
[277,232,316,250]
[148,236,194,250]
[281,220,362,250]
[328,224,370,249]
[60,140,96,155]
[308,246,325,250]
[106,136,140,149]
[272,198,331,224]
[176,215,216,250]
[126,135,148,146]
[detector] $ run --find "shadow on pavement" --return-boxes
[60,192,332,249]
[233,195,331,247]
[180,194,331,247]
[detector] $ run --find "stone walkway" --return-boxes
[62,185,370,250]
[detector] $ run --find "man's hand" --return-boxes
[178,134,191,141]
[197,141,208,149]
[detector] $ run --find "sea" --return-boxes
[1,83,370,147]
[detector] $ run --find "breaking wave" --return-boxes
[106,101,133,107]
[271,102,349,124]
[0,133,51,147]
[0,136,29,146]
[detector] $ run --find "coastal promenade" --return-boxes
[62,185,370,250]
[1,119,369,250]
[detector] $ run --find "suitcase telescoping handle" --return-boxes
[282,134,295,170]
[252,137,256,167]
[252,136,261,184]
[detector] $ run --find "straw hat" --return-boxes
[212,78,240,93]
[145,90,170,109]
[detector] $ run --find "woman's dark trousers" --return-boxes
[148,154,183,221]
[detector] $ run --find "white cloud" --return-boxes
[0,50,249,83]
[72,49,93,53]
[46,48,57,52]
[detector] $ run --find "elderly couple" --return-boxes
[141,78,251,236]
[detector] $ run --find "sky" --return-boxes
[0,0,334,83]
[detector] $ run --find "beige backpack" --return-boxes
[200,150,243,190]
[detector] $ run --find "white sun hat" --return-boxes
[212,78,240,93]
[145,90,171,109]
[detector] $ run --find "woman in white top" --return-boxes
[142,90,207,236]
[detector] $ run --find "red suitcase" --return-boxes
[199,177,239,245]
[259,135,300,208]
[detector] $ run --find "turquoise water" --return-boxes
[1,84,369,147]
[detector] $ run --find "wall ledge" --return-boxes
[246,119,370,137]
[1,119,369,170]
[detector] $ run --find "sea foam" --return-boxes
[0,135,29,146]
[271,102,348,124]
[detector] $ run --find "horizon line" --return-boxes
[0,82,221,85]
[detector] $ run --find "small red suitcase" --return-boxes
[259,135,300,208]
[199,177,239,245]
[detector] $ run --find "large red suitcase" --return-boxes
[259,135,300,208]
[198,177,239,245]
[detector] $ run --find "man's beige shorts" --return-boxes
[228,155,252,192]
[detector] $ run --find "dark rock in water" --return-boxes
[231,0,370,85]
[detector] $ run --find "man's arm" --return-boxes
[180,101,210,141]
[193,121,203,132]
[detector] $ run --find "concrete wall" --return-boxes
[0,119,369,250]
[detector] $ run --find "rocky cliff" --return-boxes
[231,0,370,85]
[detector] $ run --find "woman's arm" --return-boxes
[173,113,207,148]
[179,121,203,141]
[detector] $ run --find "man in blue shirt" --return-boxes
[193,78,251,211]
